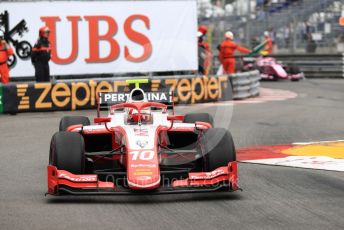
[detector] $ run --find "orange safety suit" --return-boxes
[263,36,273,54]
[219,39,251,74]
[0,43,14,84]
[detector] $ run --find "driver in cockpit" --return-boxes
[126,89,153,125]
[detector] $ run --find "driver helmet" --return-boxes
[127,88,152,124]
[127,110,152,124]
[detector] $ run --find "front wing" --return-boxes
[47,162,239,195]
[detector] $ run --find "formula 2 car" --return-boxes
[242,56,304,81]
[47,80,238,195]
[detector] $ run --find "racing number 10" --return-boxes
[130,150,154,161]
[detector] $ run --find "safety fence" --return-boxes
[270,54,344,78]
[200,0,342,55]
[231,70,261,100]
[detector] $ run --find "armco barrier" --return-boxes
[211,54,344,78]
[0,75,232,114]
[271,53,344,78]
[231,70,261,100]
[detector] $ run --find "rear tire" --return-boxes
[203,128,236,171]
[49,131,85,174]
[59,116,90,131]
[272,75,279,81]
[287,65,301,75]
[184,113,214,127]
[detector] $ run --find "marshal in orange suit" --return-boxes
[219,31,251,74]
[0,32,14,84]
[263,31,273,55]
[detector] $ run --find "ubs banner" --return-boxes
[0,0,198,77]
[0,76,232,113]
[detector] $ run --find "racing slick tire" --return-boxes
[184,113,214,127]
[287,65,301,74]
[59,116,90,131]
[203,128,236,171]
[285,65,301,81]
[49,131,85,174]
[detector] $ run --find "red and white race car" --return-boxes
[47,80,238,195]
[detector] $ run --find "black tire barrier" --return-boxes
[230,70,261,100]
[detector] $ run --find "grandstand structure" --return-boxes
[199,0,344,54]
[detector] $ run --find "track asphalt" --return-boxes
[0,79,343,230]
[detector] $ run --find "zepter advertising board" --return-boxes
[0,0,198,77]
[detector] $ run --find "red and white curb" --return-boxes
[237,141,344,172]
[240,156,344,172]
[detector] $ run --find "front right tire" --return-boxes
[202,128,236,171]
[184,113,214,127]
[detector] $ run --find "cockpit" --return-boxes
[125,88,153,125]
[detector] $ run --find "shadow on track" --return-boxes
[45,192,243,205]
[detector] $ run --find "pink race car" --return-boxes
[243,56,304,81]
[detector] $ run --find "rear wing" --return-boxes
[97,91,173,112]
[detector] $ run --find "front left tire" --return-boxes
[49,131,85,174]
[59,116,90,131]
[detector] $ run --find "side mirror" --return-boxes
[94,117,111,124]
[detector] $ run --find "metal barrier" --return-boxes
[211,54,344,79]
[230,70,261,100]
[271,54,344,78]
